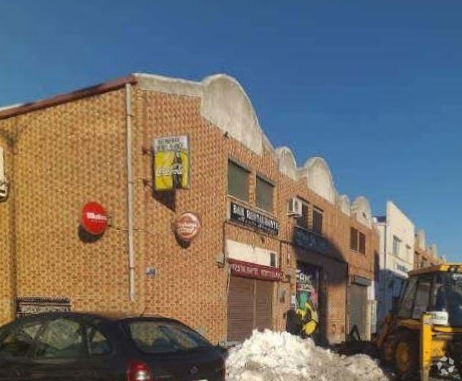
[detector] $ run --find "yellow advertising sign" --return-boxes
[153,135,190,191]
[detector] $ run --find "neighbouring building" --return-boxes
[414,230,445,268]
[0,73,378,345]
[374,201,415,326]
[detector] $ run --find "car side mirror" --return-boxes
[215,344,228,357]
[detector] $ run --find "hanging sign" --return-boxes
[153,135,190,191]
[81,202,108,235]
[173,212,201,242]
[229,201,279,235]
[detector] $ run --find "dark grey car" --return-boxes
[0,312,225,381]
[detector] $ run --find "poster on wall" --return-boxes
[296,263,320,336]
[153,135,190,191]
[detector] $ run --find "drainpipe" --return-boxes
[125,84,136,302]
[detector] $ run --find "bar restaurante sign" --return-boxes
[228,259,283,281]
[229,201,279,235]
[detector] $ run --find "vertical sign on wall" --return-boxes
[296,263,320,336]
[153,135,190,191]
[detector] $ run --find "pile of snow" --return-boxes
[226,330,389,381]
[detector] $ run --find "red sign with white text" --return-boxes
[81,202,108,235]
[173,212,201,242]
[228,259,283,281]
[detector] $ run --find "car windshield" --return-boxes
[125,320,211,354]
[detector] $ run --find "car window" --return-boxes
[32,318,84,359]
[0,321,43,358]
[87,326,112,356]
[127,320,211,354]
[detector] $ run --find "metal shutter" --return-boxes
[255,280,273,331]
[227,276,254,342]
[348,284,368,340]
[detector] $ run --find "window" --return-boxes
[127,321,210,354]
[412,277,432,319]
[87,326,112,356]
[398,278,418,318]
[350,228,366,254]
[33,318,84,359]
[392,236,401,256]
[296,202,309,229]
[312,207,323,234]
[350,227,358,251]
[228,160,249,202]
[406,245,411,262]
[256,175,274,213]
[270,252,277,267]
[0,322,43,358]
[358,232,366,254]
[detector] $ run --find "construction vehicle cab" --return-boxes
[376,264,462,380]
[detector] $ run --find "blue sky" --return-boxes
[1,1,461,260]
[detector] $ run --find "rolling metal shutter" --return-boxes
[348,284,368,340]
[227,276,254,342]
[255,280,273,331]
[227,276,273,342]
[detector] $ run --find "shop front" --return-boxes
[295,262,321,339]
[226,240,283,342]
[348,276,371,340]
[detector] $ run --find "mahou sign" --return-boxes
[173,212,201,242]
[81,202,108,235]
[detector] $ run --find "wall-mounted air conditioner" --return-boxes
[0,147,8,200]
[287,197,302,217]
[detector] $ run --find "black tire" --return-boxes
[394,330,419,381]
[379,335,397,366]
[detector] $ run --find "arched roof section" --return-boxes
[338,195,351,216]
[299,157,336,204]
[201,74,265,155]
[275,146,298,181]
[351,196,373,227]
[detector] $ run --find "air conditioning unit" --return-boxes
[0,147,8,200]
[287,197,302,217]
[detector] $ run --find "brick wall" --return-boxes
[0,78,379,345]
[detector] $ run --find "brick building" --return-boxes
[414,230,445,269]
[0,73,378,344]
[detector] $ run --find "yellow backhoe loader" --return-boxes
[375,263,462,380]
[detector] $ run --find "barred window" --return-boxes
[228,160,249,202]
[256,175,274,213]
[312,207,323,234]
[351,228,366,254]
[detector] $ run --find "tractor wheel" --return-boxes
[380,336,396,365]
[394,331,419,381]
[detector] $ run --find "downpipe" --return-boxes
[126,83,136,302]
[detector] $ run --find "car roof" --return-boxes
[13,311,179,324]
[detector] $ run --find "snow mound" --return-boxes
[226,330,389,381]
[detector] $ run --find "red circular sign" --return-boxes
[173,212,201,242]
[81,202,108,235]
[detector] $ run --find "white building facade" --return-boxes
[375,201,415,326]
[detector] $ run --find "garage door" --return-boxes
[227,276,273,342]
[348,284,368,340]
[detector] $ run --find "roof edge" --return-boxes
[0,75,137,120]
